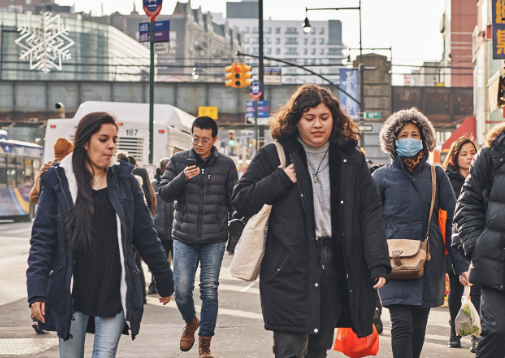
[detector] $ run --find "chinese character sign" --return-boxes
[339,69,359,120]
[492,0,505,59]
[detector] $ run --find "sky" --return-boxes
[58,0,448,84]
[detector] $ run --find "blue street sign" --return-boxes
[144,0,162,12]
[245,112,254,118]
[139,21,170,43]
[257,112,269,118]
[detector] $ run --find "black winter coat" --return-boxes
[152,170,174,241]
[231,136,391,338]
[26,159,174,340]
[373,155,468,308]
[159,147,238,244]
[454,131,505,291]
[445,166,469,274]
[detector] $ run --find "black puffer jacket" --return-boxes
[152,170,174,241]
[159,147,238,244]
[231,136,391,338]
[454,130,505,290]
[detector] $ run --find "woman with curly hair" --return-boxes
[373,108,468,358]
[231,84,391,358]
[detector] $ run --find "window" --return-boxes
[285,27,298,34]
[320,48,324,55]
[245,37,249,44]
[304,38,308,45]
[266,27,272,34]
[252,27,258,34]
[253,47,259,54]
[0,167,6,188]
[7,169,15,187]
[311,38,316,45]
[304,48,308,55]
[275,27,281,34]
[245,27,250,33]
[26,0,33,4]
[276,38,281,44]
[320,28,325,35]
[266,37,271,44]
[286,47,298,55]
[276,48,281,54]
[252,37,259,45]
[311,28,316,35]
[311,48,316,55]
[285,37,298,45]
[266,48,272,54]
[320,38,324,45]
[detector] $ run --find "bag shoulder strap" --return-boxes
[273,141,286,169]
[426,165,437,239]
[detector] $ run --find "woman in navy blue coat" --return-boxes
[372,108,468,358]
[27,113,174,358]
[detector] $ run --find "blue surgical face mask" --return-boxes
[395,138,423,157]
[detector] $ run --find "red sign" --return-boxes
[249,91,262,101]
[144,0,162,22]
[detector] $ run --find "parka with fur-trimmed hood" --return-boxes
[373,108,468,307]
[454,123,505,290]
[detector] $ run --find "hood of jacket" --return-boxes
[445,164,465,183]
[379,108,437,155]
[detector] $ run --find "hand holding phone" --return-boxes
[184,158,199,180]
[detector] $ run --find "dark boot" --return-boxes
[180,317,200,352]
[470,335,479,353]
[199,336,214,358]
[448,320,461,348]
[373,307,383,334]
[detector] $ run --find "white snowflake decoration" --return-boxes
[15,12,75,73]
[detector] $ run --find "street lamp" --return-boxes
[303,11,311,33]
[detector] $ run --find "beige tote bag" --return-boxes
[230,141,286,282]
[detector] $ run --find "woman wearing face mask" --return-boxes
[27,112,173,358]
[232,84,391,358]
[372,108,468,358]
[442,136,480,352]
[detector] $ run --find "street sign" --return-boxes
[357,124,374,132]
[246,100,269,118]
[249,80,263,101]
[363,112,381,119]
[198,106,218,120]
[139,21,169,43]
[154,42,169,54]
[144,0,162,20]
[264,67,282,85]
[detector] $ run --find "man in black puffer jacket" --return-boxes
[454,123,505,358]
[159,117,238,358]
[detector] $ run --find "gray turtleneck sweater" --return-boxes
[298,138,332,238]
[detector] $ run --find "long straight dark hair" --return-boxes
[132,167,157,217]
[65,112,118,253]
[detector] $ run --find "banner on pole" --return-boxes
[339,69,359,120]
[492,0,505,59]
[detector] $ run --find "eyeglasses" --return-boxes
[191,136,213,146]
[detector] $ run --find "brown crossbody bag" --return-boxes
[387,165,436,280]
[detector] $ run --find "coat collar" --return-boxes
[190,146,218,166]
[59,153,129,204]
[277,134,358,157]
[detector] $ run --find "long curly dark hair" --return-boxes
[269,84,360,146]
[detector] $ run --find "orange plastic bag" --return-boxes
[333,325,379,357]
[438,209,448,254]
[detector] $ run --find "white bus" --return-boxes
[44,101,195,167]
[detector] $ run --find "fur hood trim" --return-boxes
[485,123,505,148]
[379,108,437,155]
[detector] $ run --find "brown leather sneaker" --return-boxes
[199,336,214,358]
[180,317,199,352]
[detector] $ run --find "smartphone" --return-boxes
[186,158,197,167]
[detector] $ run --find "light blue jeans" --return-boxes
[173,240,226,337]
[59,311,125,358]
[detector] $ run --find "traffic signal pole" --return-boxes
[149,19,155,164]
[258,0,264,149]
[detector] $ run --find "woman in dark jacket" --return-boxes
[372,108,469,358]
[232,84,391,358]
[442,136,479,351]
[454,123,505,358]
[27,113,173,357]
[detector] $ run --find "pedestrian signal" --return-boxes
[228,130,236,146]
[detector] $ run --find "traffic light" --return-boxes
[225,63,241,88]
[228,130,236,146]
[238,63,252,88]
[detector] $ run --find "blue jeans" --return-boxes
[59,311,125,358]
[173,240,226,337]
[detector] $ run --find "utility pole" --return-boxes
[149,18,155,164]
[358,0,365,148]
[258,0,265,148]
